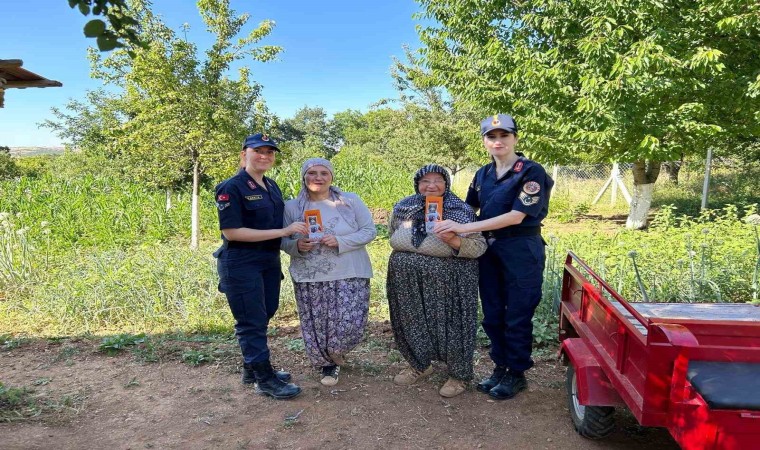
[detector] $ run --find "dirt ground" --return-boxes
[0,323,678,450]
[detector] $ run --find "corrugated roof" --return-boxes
[0,59,63,108]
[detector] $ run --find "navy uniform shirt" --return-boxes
[214,169,285,251]
[465,153,553,227]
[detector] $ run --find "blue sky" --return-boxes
[1,0,428,147]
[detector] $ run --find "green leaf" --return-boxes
[96,34,119,51]
[84,19,106,38]
[78,2,90,15]
[68,0,78,8]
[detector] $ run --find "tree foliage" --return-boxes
[68,0,146,54]
[0,146,20,180]
[414,0,760,165]
[47,0,281,247]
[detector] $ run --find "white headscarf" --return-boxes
[296,158,356,227]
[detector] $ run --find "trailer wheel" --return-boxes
[566,363,615,439]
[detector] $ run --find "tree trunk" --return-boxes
[165,188,173,211]
[661,154,683,184]
[626,160,661,230]
[190,159,200,250]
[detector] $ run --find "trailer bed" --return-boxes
[611,302,760,336]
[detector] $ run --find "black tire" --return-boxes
[566,363,616,439]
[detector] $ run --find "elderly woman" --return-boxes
[281,158,377,386]
[387,164,487,398]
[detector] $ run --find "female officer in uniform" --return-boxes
[435,114,553,400]
[214,133,308,400]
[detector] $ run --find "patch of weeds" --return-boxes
[1,335,30,351]
[124,377,140,389]
[41,389,88,418]
[476,325,490,348]
[266,327,279,337]
[0,382,38,422]
[54,346,80,364]
[285,338,305,352]
[131,340,159,363]
[533,346,558,359]
[32,378,51,386]
[182,348,214,366]
[99,333,145,356]
[46,336,67,344]
[171,333,234,344]
[355,359,384,376]
[364,337,388,351]
[387,349,402,363]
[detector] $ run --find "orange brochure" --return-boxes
[425,196,443,232]
[304,209,324,240]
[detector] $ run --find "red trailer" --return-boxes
[558,252,760,449]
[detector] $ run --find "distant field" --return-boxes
[10,147,65,157]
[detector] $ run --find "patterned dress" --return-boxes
[386,220,486,380]
[282,193,376,367]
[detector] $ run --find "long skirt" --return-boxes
[294,277,370,367]
[387,251,479,380]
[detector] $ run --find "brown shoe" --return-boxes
[439,378,466,398]
[393,365,433,386]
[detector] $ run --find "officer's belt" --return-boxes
[484,226,541,239]
[226,240,279,250]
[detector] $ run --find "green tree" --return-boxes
[48,0,280,248]
[0,146,20,180]
[415,0,760,228]
[276,106,338,159]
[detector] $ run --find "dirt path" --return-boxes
[0,326,678,450]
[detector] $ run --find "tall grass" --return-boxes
[2,153,758,338]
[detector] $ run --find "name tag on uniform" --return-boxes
[245,195,263,201]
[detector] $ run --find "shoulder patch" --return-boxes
[217,202,231,211]
[519,191,540,206]
[523,181,540,195]
[217,193,229,201]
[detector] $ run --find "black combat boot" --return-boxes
[250,360,302,400]
[488,370,527,400]
[476,365,507,393]
[242,362,291,384]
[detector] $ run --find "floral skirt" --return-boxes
[294,277,370,367]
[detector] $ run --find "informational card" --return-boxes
[304,209,324,241]
[425,196,443,232]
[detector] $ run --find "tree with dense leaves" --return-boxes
[48,0,281,248]
[414,0,760,228]
[0,146,20,180]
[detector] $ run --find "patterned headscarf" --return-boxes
[392,164,476,248]
[295,157,356,227]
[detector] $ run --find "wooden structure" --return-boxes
[0,59,62,108]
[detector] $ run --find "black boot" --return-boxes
[242,362,291,384]
[251,360,302,400]
[488,370,527,400]
[476,365,507,393]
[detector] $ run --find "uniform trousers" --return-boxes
[217,248,281,364]
[478,235,545,372]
